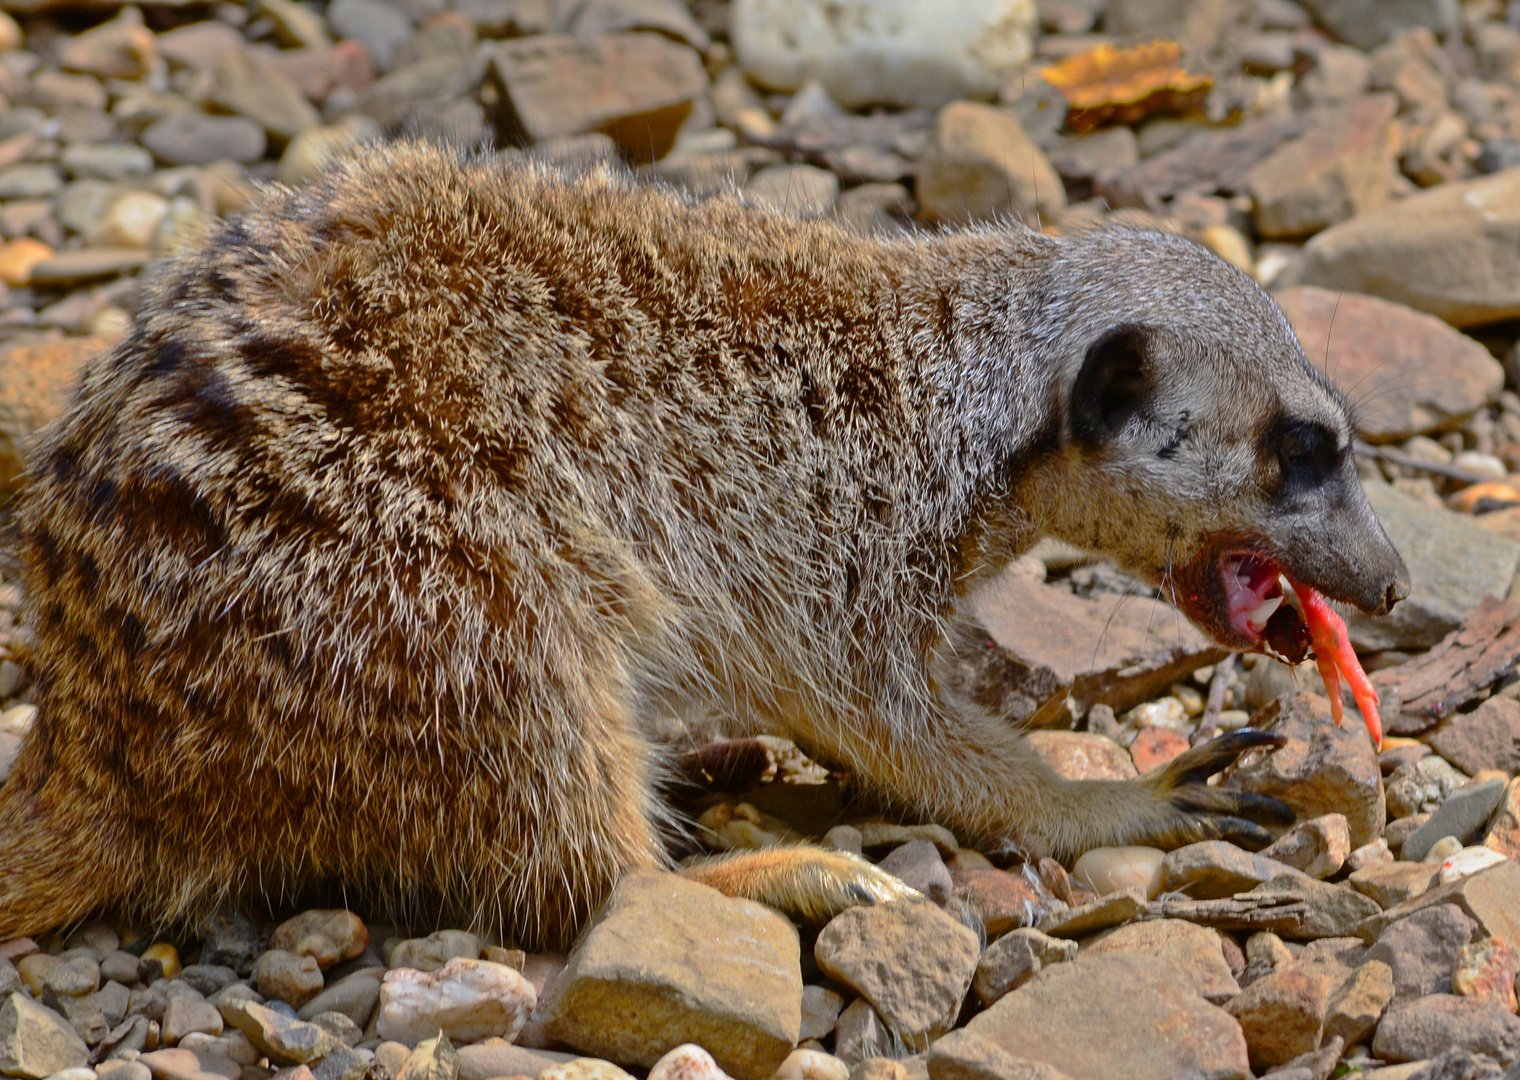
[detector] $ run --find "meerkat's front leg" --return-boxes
[793,692,1294,864]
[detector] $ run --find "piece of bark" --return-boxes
[1374,597,1520,733]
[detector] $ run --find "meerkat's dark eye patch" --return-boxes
[1072,324,1152,444]
[1271,418,1341,490]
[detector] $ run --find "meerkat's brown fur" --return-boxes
[0,142,1405,946]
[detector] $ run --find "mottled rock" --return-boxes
[254,952,322,1009]
[296,973,380,1029]
[1262,815,1352,879]
[1162,841,1303,900]
[815,901,979,1048]
[1404,780,1509,861]
[1275,288,1504,444]
[1483,778,1520,861]
[1325,958,1394,1046]
[743,164,839,216]
[1374,994,1520,1064]
[957,954,1250,1080]
[878,841,954,907]
[1366,905,1480,1000]
[1225,959,1346,1071]
[0,993,89,1078]
[271,912,369,972]
[1024,732,1137,781]
[1452,936,1518,1010]
[731,0,1035,109]
[217,1000,339,1066]
[1430,699,1520,778]
[972,929,1078,1006]
[538,872,800,1080]
[1248,95,1400,238]
[1351,861,1442,907]
[486,33,708,162]
[925,1029,1075,1080]
[1085,920,1240,1003]
[376,959,534,1046]
[142,115,267,167]
[387,933,479,974]
[0,334,106,495]
[1388,757,1472,820]
[1232,692,1385,848]
[916,102,1064,225]
[1285,166,1520,329]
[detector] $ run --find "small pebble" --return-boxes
[1071,846,1165,898]
[254,950,323,1008]
[143,944,181,981]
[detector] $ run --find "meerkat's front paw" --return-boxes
[1141,729,1297,850]
[680,845,920,924]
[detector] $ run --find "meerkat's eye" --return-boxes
[1273,419,1339,489]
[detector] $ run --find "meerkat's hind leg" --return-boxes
[680,846,919,923]
[1140,730,1297,850]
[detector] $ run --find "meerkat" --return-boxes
[0,141,1407,947]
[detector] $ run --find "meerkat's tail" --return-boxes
[0,759,117,940]
[680,845,919,924]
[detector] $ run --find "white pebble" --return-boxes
[1439,846,1508,884]
[1072,846,1166,898]
[774,1049,848,1080]
[649,1045,732,1080]
[1125,697,1190,733]
[376,957,534,1045]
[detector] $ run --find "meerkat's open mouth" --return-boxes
[1217,553,1307,662]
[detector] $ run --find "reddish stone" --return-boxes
[1129,727,1190,774]
[1452,936,1519,1011]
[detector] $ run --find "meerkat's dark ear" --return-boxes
[1071,324,1152,443]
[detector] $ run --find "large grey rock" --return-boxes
[1373,994,1520,1064]
[1274,287,1504,443]
[0,993,90,1078]
[916,102,1064,226]
[1246,94,1400,239]
[1347,484,1520,651]
[956,954,1251,1080]
[1284,166,1520,328]
[538,871,801,1080]
[486,33,708,163]
[731,0,1036,109]
[1403,779,1510,861]
[1300,0,1458,50]
[815,900,979,1048]
[1364,905,1480,1000]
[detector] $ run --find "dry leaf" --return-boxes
[1041,40,1213,134]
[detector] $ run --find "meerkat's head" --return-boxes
[1021,228,1409,657]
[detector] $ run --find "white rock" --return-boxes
[731,0,1036,108]
[375,958,535,1046]
[0,704,35,782]
[85,191,169,250]
[1438,845,1508,884]
[774,1049,849,1080]
[1125,697,1190,733]
[647,1044,730,1080]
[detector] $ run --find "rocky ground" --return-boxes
[4,0,1520,1078]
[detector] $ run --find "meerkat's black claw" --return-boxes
[1197,815,1277,851]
